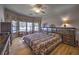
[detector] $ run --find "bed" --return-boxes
[23,32,62,55]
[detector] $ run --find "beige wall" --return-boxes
[0,5,5,33]
[0,5,4,22]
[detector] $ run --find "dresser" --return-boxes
[56,27,77,46]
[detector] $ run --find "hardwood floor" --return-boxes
[9,37,32,55]
[50,43,79,55]
[9,37,79,55]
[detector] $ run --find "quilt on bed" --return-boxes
[23,32,61,55]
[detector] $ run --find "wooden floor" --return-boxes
[9,37,32,55]
[50,43,79,55]
[9,37,79,55]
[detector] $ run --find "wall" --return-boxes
[0,5,4,22]
[0,5,4,33]
[41,15,62,27]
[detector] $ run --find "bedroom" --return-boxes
[0,4,79,55]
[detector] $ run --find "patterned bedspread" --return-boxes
[23,32,61,55]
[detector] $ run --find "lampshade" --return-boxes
[62,16,69,24]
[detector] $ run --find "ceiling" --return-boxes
[4,4,79,18]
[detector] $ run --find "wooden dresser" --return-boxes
[55,27,77,46]
[60,28,77,46]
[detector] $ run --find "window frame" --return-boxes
[27,22,33,32]
[34,23,39,31]
[19,21,26,32]
[11,20,17,33]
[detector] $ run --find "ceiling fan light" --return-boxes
[32,7,41,13]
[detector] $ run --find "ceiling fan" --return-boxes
[31,4,47,14]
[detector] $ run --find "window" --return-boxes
[27,22,32,32]
[34,23,39,31]
[19,22,26,32]
[12,20,17,33]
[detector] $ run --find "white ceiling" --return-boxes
[4,4,79,18]
[4,4,47,17]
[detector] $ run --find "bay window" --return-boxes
[27,22,32,32]
[19,22,26,32]
[12,20,17,33]
[34,23,39,31]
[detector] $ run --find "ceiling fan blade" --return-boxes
[41,11,45,14]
